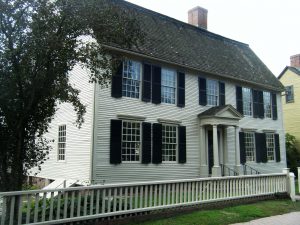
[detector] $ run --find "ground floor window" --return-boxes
[122,121,141,162]
[266,133,275,161]
[244,132,255,162]
[162,124,177,162]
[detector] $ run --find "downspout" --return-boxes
[89,82,97,185]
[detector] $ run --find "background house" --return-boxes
[30,1,286,187]
[278,54,300,149]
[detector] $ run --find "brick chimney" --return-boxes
[188,6,208,29]
[290,54,300,67]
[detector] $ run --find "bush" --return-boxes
[286,133,300,177]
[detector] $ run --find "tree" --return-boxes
[0,0,143,191]
[286,133,300,177]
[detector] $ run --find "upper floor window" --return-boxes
[58,125,66,161]
[161,69,176,104]
[207,79,219,106]
[242,87,252,116]
[266,133,275,161]
[263,91,272,118]
[162,124,177,162]
[285,85,294,103]
[122,121,141,162]
[122,60,141,99]
[244,132,255,162]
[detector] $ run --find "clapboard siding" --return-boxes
[93,63,286,184]
[30,65,94,182]
[279,70,300,149]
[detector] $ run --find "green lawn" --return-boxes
[128,199,300,225]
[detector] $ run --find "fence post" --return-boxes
[283,168,296,201]
[298,167,300,194]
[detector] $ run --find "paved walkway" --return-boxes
[232,212,300,225]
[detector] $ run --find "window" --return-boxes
[122,121,141,162]
[266,133,275,161]
[122,60,141,98]
[58,125,66,161]
[162,125,177,161]
[161,68,176,104]
[244,132,255,162]
[263,91,272,118]
[242,87,252,116]
[285,85,294,103]
[207,79,219,106]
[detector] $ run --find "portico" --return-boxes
[198,105,243,177]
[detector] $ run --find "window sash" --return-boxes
[162,125,177,162]
[285,86,294,103]
[121,121,141,162]
[266,133,275,161]
[161,69,176,104]
[58,125,66,161]
[263,91,272,118]
[244,132,255,162]
[207,79,219,106]
[122,60,141,99]
[242,87,252,116]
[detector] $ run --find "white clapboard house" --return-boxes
[31,1,286,187]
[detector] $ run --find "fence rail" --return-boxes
[0,173,290,225]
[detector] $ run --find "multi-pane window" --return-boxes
[162,125,177,162]
[58,125,66,161]
[122,60,141,98]
[263,91,272,118]
[244,132,255,162]
[266,133,275,161]
[285,85,294,103]
[207,79,219,106]
[242,87,252,116]
[122,121,141,162]
[161,69,176,104]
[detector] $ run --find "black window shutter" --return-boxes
[236,86,243,115]
[255,133,262,163]
[178,126,187,163]
[152,123,162,164]
[275,134,281,162]
[255,133,267,163]
[152,65,161,104]
[219,82,225,106]
[272,93,278,120]
[198,77,207,106]
[177,72,185,108]
[142,63,152,102]
[142,122,152,164]
[252,90,259,118]
[111,60,123,98]
[239,132,246,164]
[258,91,264,119]
[110,119,122,164]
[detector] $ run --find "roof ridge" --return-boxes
[122,0,249,47]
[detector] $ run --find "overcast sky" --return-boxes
[126,0,300,76]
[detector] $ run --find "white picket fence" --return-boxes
[0,171,295,225]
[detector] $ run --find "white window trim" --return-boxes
[206,79,219,106]
[161,68,177,105]
[121,120,142,163]
[122,60,142,100]
[161,123,178,163]
[263,91,272,119]
[266,133,275,162]
[57,124,66,162]
[244,132,256,162]
[242,87,253,117]
[285,85,294,103]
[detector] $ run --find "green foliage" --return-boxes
[0,0,143,191]
[286,133,300,177]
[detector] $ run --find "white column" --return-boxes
[234,126,243,175]
[212,124,221,177]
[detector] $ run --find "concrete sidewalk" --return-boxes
[231,212,300,225]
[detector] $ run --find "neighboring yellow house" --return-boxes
[279,54,300,149]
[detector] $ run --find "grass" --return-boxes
[128,199,300,225]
